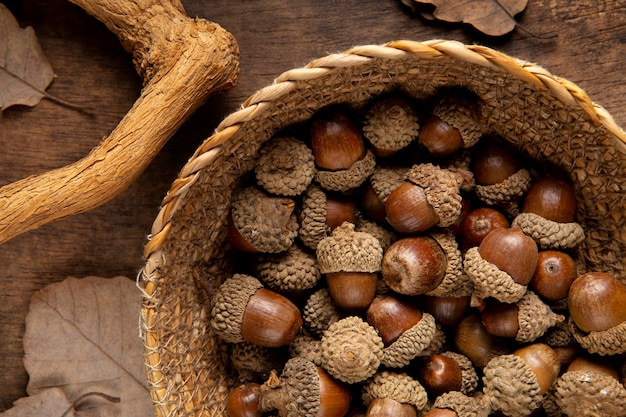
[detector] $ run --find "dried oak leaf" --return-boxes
[410,0,529,37]
[0,3,54,110]
[17,276,154,417]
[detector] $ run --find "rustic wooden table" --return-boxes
[1,0,626,410]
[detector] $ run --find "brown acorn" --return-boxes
[423,295,470,327]
[361,371,428,417]
[366,293,423,346]
[453,314,509,368]
[478,227,538,286]
[419,354,464,396]
[568,271,626,333]
[522,176,577,224]
[470,144,520,186]
[530,250,578,302]
[227,383,262,417]
[480,299,521,338]
[458,207,510,250]
[513,343,561,394]
[385,181,440,234]
[310,110,366,171]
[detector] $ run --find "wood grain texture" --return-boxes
[1,0,626,410]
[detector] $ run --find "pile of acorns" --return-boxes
[209,92,626,417]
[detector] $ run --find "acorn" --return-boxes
[229,186,299,253]
[426,230,473,298]
[254,136,316,196]
[427,391,491,417]
[361,371,429,417]
[464,227,538,307]
[453,314,509,368]
[210,274,302,347]
[384,181,440,234]
[255,244,321,293]
[420,353,464,396]
[302,288,344,337]
[458,207,510,251]
[483,343,560,417]
[360,182,388,224]
[258,357,352,417]
[567,271,626,355]
[289,332,323,366]
[529,250,578,302]
[423,295,471,327]
[512,175,585,249]
[227,382,263,417]
[381,236,447,296]
[418,96,482,158]
[365,293,437,368]
[317,222,383,312]
[362,96,420,157]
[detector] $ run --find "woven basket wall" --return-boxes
[139,39,626,417]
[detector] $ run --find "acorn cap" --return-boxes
[515,291,564,343]
[444,150,476,192]
[320,316,384,384]
[315,149,376,192]
[231,186,299,253]
[441,351,479,395]
[482,354,543,417]
[426,230,473,297]
[431,96,482,148]
[299,185,329,250]
[362,97,420,154]
[210,274,264,343]
[289,332,322,366]
[417,323,446,359]
[474,168,532,206]
[541,319,575,348]
[316,222,383,274]
[361,371,428,410]
[381,312,437,368]
[463,246,527,307]
[554,370,626,416]
[255,136,316,196]
[302,288,343,337]
[356,217,396,251]
[568,316,626,355]
[512,212,585,250]
[405,163,464,227]
[256,244,321,292]
[270,357,322,417]
[369,166,407,203]
[432,391,491,417]
[230,341,286,382]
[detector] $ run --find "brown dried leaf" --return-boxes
[0,4,55,110]
[0,389,74,417]
[20,276,154,417]
[413,0,529,36]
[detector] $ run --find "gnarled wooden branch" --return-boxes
[0,0,239,244]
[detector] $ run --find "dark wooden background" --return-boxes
[1,0,626,410]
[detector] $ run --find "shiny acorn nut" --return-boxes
[470,143,520,186]
[227,383,262,417]
[480,298,521,338]
[326,271,378,313]
[366,293,423,346]
[566,355,620,380]
[310,110,366,171]
[366,398,417,417]
[382,236,447,296]
[454,314,509,368]
[522,176,577,223]
[529,250,578,301]
[325,195,358,229]
[568,271,626,333]
[478,227,538,286]
[417,114,464,158]
[241,288,303,347]
[385,181,440,235]
[420,354,464,396]
[359,183,388,224]
[513,343,561,394]
[458,207,510,250]
[423,295,470,327]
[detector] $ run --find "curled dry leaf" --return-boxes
[405,0,529,37]
[10,276,155,417]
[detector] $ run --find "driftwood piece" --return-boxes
[0,0,239,245]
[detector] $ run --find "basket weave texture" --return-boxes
[139,39,626,417]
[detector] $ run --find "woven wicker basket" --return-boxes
[139,39,626,417]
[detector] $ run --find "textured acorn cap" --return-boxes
[405,163,464,227]
[568,316,626,355]
[554,370,626,417]
[320,316,384,383]
[541,319,575,347]
[512,212,586,250]
[444,151,476,192]
[416,323,446,359]
[361,371,428,410]
[362,97,420,154]
[432,392,491,417]
[482,354,543,417]
[230,341,286,382]
[463,246,527,307]
[289,332,322,366]
[381,312,437,368]
[441,351,479,395]
[427,230,473,297]
[256,244,321,292]
[431,96,482,149]
[474,168,532,207]
[315,149,376,192]
[231,186,299,253]
[255,136,316,196]
[356,217,396,251]
[299,185,329,250]
[316,222,383,274]
[515,291,565,343]
[369,166,407,203]
[302,288,343,337]
[210,274,264,343]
